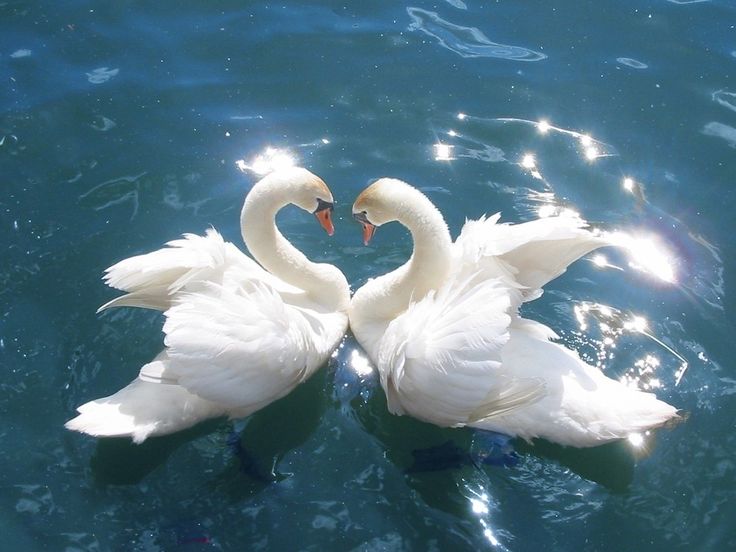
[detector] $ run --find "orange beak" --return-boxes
[361,222,376,245]
[314,207,334,236]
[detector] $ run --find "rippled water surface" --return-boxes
[2,1,736,550]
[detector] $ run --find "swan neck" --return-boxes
[240,181,347,310]
[400,196,453,301]
[355,190,452,323]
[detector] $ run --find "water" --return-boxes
[2,0,735,549]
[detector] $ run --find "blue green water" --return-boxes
[2,0,735,549]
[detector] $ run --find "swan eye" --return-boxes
[314,198,334,214]
[353,210,371,224]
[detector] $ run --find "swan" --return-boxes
[66,167,350,443]
[349,178,679,448]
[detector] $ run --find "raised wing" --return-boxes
[377,274,545,427]
[456,213,610,300]
[98,229,296,312]
[156,281,328,410]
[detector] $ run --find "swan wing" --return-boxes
[154,281,333,410]
[377,274,545,426]
[98,229,298,312]
[456,214,610,299]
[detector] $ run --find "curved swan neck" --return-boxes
[356,184,453,320]
[240,173,348,311]
[398,187,453,292]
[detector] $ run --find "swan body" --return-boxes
[66,167,350,443]
[349,178,678,447]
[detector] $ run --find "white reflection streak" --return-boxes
[590,253,624,271]
[455,115,617,160]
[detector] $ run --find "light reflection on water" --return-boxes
[572,301,688,388]
[606,231,677,283]
[235,146,297,175]
[429,109,725,323]
[461,479,509,550]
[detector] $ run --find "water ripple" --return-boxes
[712,90,736,113]
[444,0,468,9]
[407,8,547,62]
[702,121,736,148]
[616,57,648,69]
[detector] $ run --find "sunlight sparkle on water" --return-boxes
[349,349,373,377]
[457,112,467,120]
[434,143,454,161]
[624,315,648,333]
[521,153,536,168]
[609,232,676,283]
[584,145,599,160]
[466,489,501,547]
[537,119,551,134]
[236,146,297,175]
[537,204,557,218]
[623,177,635,192]
[470,497,489,515]
[627,432,644,447]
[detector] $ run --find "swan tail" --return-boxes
[65,397,158,444]
[592,387,681,439]
[65,377,227,444]
[480,318,682,447]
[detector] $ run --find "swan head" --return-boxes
[352,178,412,245]
[264,167,335,235]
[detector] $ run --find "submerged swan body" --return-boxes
[349,178,678,447]
[66,168,350,443]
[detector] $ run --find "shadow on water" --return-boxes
[207,365,329,500]
[90,420,223,486]
[354,382,637,509]
[90,364,329,489]
[514,438,635,493]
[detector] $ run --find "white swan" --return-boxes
[349,178,679,448]
[66,167,350,443]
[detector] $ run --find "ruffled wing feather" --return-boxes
[158,281,324,410]
[377,273,545,426]
[98,229,297,312]
[456,214,610,300]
